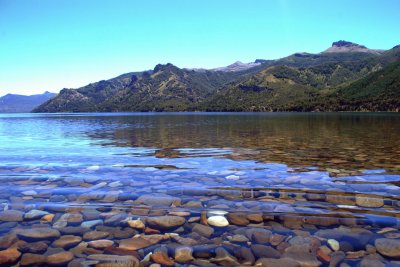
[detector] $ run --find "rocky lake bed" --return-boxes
[0,113,399,266]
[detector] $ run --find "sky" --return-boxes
[0,0,399,97]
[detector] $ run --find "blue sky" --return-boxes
[0,0,399,96]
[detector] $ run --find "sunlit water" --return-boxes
[0,113,399,266]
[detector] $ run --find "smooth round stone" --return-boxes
[46,251,74,266]
[127,219,145,229]
[328,239,340,251]
[24,210,50,220]
[146,216,186,230]
[83,231,109,241]
[53,235,82,249]
[0,210,24,222]
[375,238,400,257]
[20,253,47,266]
[207,216,229,227]
[88,239,114,249]
[17,228,60,241]
[355,195,384,208]
[87,254,139,267]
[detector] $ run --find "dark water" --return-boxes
[0,113,399,266]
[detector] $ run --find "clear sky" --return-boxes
[0,0,399,96]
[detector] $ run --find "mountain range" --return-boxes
[0,92,55,113]
[32,41,400,112]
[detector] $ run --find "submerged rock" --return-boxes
[146,216,186,230]
[207,216,229,227]
[375,238,400,257]
[17,228,60,241]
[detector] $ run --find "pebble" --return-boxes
[0,248,21,266]
[175,246,194,263]
[192,223,214,238]
[328,239,340,251]
[0,210,24,222]
[24,209,50,220]
[375,238,400,258]
[146,216,186,230]
[207,215,229,227]
[17,228,61,241]
[52,235,82,249]
[88,239,114,249]
[127,219,145,229]
[355,195,384,208]
[151,251,175,266]
[46,251,74,266]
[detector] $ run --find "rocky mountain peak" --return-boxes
[323,40,377,53]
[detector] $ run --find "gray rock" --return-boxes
[283,245,322,267]
[0,209,24,222]
[375,238,400,258]
[17,228,60,241]
[192,223,214,238]
[24,209,50,220]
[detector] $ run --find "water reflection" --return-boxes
[82,113,400,175]
[0,113,399,266]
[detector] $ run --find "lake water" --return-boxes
[0,113,399,266]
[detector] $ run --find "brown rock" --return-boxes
[19,241,48,253]
[247,213,263,223]
[146,216,186,230]
[83,231,109,241]
[17,228,61,241]
[227,212,250,225]
[255,258,300,267]
[0,248,21,266]
[355,195,384,208]
[53,235,82,249]
[46,251,74,266]
[20,253,47,266]
[119,235,164,251]
[151,251,175,266]
[175,246,194,263]
[88,239,114,249]
[87,254,139,267]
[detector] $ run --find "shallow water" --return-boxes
[0,113,399,266]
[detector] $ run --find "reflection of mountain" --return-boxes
[84,114,400,174]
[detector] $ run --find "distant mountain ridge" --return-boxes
[323,40,384,54]
[0,91,55,113]
[34,41,400,112]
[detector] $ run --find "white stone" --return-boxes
[328,239,340,251]
[86,165,100,171]
[207,216,229,227]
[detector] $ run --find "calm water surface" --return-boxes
[0,113,399,266]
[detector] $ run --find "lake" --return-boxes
[0,112,399,266]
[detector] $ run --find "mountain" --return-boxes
[34,41,400,113]
[323,40,384,54]
[0,91,56,113]
[212,61,262,72]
